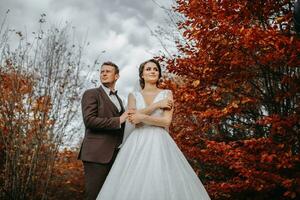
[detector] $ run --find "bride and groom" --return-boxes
[78,59,210,200]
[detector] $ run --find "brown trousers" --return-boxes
[83,149,119,200]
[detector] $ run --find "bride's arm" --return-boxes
[137,103,159,115]
[128,93,172,115]
[130,91,174,129]
[127,93,136,110]
[140,108,173,129]
[137,99,172,115]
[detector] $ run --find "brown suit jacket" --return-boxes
[78,86,125,164]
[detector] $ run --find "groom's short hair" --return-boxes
[101,61,119,74]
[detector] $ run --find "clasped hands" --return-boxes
[127,98,173,125]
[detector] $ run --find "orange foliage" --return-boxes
[162,0,300,199]
[0,68,84,199]
[0,68,54,199]
[49,150,84,200]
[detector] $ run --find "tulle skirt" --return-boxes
[96,125,210,200]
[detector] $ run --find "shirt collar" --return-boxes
[101,84,117,96]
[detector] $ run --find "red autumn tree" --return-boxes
[48,150,84,200]
[0,14,87,199]
[0,67,55,199]
[0,68,84,199]
[162,0,300,199]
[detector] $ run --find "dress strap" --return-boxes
[162,89,172,99]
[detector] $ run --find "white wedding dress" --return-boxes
[96,90,210,200]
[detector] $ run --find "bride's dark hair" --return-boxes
[139,59,162,89]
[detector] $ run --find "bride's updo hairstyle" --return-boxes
[139,59,162,89]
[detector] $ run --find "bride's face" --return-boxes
[142,62,160,84]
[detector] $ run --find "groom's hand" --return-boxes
[120,111,129,124]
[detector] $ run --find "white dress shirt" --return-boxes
[101,84,122,112]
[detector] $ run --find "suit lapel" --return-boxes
[98,86,123,114]
[115,94,125,114]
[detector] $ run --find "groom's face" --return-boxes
[100,65,119,85]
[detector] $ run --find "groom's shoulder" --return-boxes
[82,87,101,96]
[84,87,97,93]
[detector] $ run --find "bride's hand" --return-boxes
[127,108,136,124]
[128,112,145,125]
[155,99,173,110]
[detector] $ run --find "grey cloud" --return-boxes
[0,0,175,92]
[0,0,176,146]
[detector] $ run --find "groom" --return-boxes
[78,61,128,200]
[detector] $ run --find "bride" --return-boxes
[96,59,210,200]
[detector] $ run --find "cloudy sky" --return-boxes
[0,0,176,99]
[0,0,178,146]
